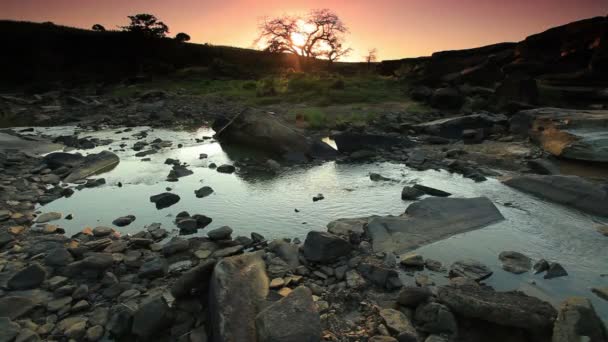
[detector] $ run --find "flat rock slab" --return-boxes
[502,175,608,216]
[437,285,557,331]
[64,151,119,183]
[367,197,504,254]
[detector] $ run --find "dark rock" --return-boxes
[43,152,84,169]
[544,262,568,279]
[44,247,74,266]
[312,193,324,202]
[414,302,457,334]
[162,238,189,256]
[413,113,507,139]
[112,215,135,227]
[496,76,538,106]
[92,226,113,237]
[209,252,269,342]
[64,151,120,183]
[138,257,168,279]
[132,296,171,339]
[358,262,401,290]
[150,192,180,209]
[401,186,425,200]
[207,226,233,240]
[333,132,414,153]
[0,296,36,319]
[437,285,557,330]
[303,231,352,263]
[216,164,236,174]
[533,259,550,274]
[194,186,214,198]
[171,259,216,298]
[430,87,464,110]
[379,308,418,338]
[108,304,136,338]
[413,184,451,197]
[256,286,321,342]
[410,86,433,101]
[552,297,608,342]
[498,251,532,274]
[398,286,432,307]
[8,264,46,290]
[449,259,493,282]
[0,317,20,342]
[527,159,560,175]
[370,173,392,181]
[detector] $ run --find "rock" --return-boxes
[15,328,39,342]
[86,325,104,341]
[92,226,113,237]
[596,225,608,236]
[367,197,504,254]
[43,152,84,169]
[209,252,269,342]
[36,212,62,223]
[591,287,608,301]
[132,296,171,339]
[437,285,557,330]
[0,317,20,342]
[401,186,425,200]
[496,76,538,106]
[194,186,214,198]
[0,231,15,247]
[345,270,367,289]
[533,259,550,274]
[413,184,451,197]
[544,262,568,279]
[171,259,216,298]
[398,286,432,307]
[303,231,352,263]
[502,175,608,216]
[8,264,46,290]
[214,110,337,160]
[44,247,74,266]
[413,113,507,139]
[358,262,401,290]
[379,308,418,338]
[510,108,608,162]
[410,85,433,101]
[528,158,560,175]
[64,151,120,183]
[370,173,392,181]
[150,192,180,209]
[498,251,532,274]
[176,218,198,233]
[81,253,114,270]
[400,253,424,267]
[415,302,457,334]
[162,238,189,256]
[138,257,168,279]
[255,286,321,342]
[216,164,236,174]
[0,296,35,319]
[369,337,398,342]
[430,87,464,110]
[312,194,324,202]
[326,218,367,236]
[333,132,414,153]
[112,215,135,227]
[268,239,300,269]
[449,259,493,282]
[108,304,135,338]
[207,226,233,240]
[47,296,72,312]
[552,297,608,342]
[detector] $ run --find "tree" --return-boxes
[92,24,106,32]
[364,48,378,67]
[121,14,169,38]
[256,9,351,62]
[175,32,191,43]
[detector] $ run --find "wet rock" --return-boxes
[0,296,36,319]
[47,296,72,312]
[303,231,352,263]
[112,215,135,227]
[92,226,113,237]
[256,286,321,342]
[414,113,507,138]
[150,192,180,209]
[268,239,300,269]
[596,225,608,236]
[499,251,532,274]
[64,150,120,183]
[413,184,452,197]
[370,173,392,181]
[8,264,46,290]
[326,218,367,236]
[138,257,168,279]
[43,152,84,169]
[162,237,190,256]
[108,304,135,338]
[194,186,214,198]
[400,253,424,267]
[36,212,62,223]
[401,186,425,200]
[0,317,20,342]
[591,287,608,301]
[167,165,193,180]
[437,285,557,330]
[176,218,198,233]
[312,193,324,202]
[398,286,432,307]
[415,302,457,334]
[207,226,233,240]
[358,262,401,290]
[132,296,171,339]
[502,175,608,216]
[171,259,216,298]
[216,164,236,174]
[552,297,608,342]
[533,259,550,274]
[209,252,269,342]
[527,158,560,175]
[544,262,568,279]
[86,325,104,341]
[449,259,493,282]
[367,197,504,254]
[44,247,74,266]
[333,132,414,153]
[379,308,418,339]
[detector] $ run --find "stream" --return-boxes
[22,125,608,321]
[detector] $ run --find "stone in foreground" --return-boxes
[303,231,352,263]
[367,197,504,254]
[256,286,321,342]
[552,297,608,342]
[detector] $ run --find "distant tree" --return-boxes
[364,48,378,67]
[175,32,191,43]
[121,14,169,38]
[92,24,106,32]
[255,9,351,63]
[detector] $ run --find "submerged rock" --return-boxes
[499,251,532,274]
[64,151,119,183]
[367,197,504,254]
[194,186,214,198]
[502,175,608,216]
[149,192,180,209]
[449,259,493,282]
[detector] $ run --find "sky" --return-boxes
[1,0,606,62]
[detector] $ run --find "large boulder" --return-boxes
[63,151,119,183]
[430,88,464,110]
[209,252,269,342]
[255,286,321,342]
[437,285,557,331]
[43,152,85,169]
[502,175,608,216]
[552,297,608,342]
[213,110,337,161]
[303,231,352,263]
[510,108,608,162]
[413,113,508,139]
[366,197,504,254]
[332,132,414,153]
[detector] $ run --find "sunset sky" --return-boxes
[1,0,606,61]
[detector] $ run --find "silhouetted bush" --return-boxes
[92,24,106,32]
[175,32,190,43]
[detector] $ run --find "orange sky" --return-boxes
[1,0,606,61]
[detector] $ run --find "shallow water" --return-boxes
[24,125,608,321]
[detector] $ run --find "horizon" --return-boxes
[1,0,607,62]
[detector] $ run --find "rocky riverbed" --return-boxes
[1,110,607,341]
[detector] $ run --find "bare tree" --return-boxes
[256,9,351,62]
[364,48,378,65]
[121,14,169,38]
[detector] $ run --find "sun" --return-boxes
[291,32,306,46]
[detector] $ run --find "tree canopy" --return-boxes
[121,14,169,38]
[175,32,191,43]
